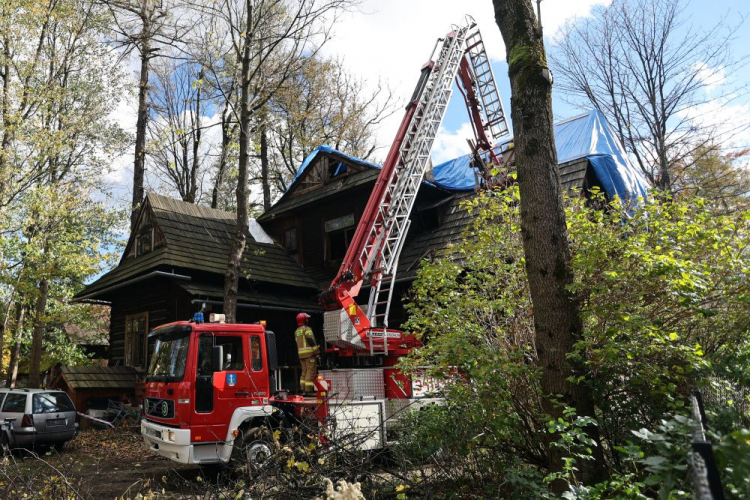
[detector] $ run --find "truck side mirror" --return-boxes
[265,330,278,371]
[212,345,224,372]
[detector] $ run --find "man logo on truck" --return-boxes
[160,401,169,417]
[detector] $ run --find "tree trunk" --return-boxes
[260,120,270,211]
[28,278,49,387]
[7,304,25,388]
[0,305,11,377]
[131,31,152,230]
[212,107,233,209]
[657,136,671,191]
[189,69,203,204]
[493,0,605,487]
[223,1,253,323]
[0,35,9,185]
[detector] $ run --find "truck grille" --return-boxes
[144,398,174,419]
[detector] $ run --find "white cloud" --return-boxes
[432,122,476,165]
[677,96,750,151]
[692,62,727,94]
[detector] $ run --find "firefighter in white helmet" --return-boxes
[295,312,319,395]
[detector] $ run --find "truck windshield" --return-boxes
[147,333,190,382]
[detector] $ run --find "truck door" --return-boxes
[195,335,214,413]
[248,334,270,402]
[213,335,252,405]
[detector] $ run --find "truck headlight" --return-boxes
[166,430,176,442]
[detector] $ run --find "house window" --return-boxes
[125,312,149,370]
[325,214,356,262]
[136,227,154,256]
[284,228,298,253]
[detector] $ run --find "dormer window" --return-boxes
[136,226,154,256]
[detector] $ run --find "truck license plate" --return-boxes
[143,426,161,440]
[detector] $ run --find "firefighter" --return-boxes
[295,312,319,395]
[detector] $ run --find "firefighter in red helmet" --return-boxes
[295,312,319,395]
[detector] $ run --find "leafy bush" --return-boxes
[398,185,750,498]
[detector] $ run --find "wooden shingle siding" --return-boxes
[559,158,590,193]
[61,366,138,390]
[398,192,475,280]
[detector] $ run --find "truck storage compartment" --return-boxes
[329,400,384,450]
[320,368,384,400]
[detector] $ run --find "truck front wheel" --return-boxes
[232,425,276,474]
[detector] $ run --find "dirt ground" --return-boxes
[0,428,219,499]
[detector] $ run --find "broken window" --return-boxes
[136,227,153,256]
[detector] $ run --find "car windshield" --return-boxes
[33,392,74,414]
[147,333,190,381]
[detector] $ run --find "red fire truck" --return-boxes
[141,16,508,467]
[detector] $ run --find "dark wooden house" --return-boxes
[74,195,320,379]
[76,111,644,394]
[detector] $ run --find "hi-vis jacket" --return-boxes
[295,325,319,359]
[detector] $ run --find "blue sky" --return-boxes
[431,0,750,165]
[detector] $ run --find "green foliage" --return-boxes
[399,186,750,497]
[0,0,127,378]
[546,407,600,492]
[614,416,694,499]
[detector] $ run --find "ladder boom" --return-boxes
[320,17,509,353]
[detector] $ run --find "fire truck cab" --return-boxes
[141,319,277,465]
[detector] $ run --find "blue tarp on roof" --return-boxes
[430,109,650,199]
[288,145,381,187]
[285,110,650,200]
[554,109,649,199]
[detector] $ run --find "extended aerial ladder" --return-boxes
[319,16,510,357]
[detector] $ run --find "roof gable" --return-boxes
[286,145,381,197]
[260,147,380,221]
[120,197,165,264]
